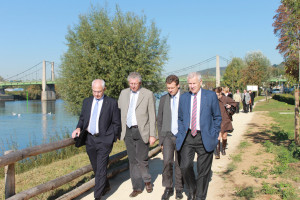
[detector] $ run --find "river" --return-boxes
[0,97,162,155]
[0,100,78,155]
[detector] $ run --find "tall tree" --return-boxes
[241,51,271,88]
[273,0,300,80]
[222,57,246,91]
[58,6,168,114]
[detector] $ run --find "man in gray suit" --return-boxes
[241,89,251,113]
[118,72,157,198]
[157,75,183,200]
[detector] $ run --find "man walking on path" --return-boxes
[176,72,222,200]
[72,79,121,200]
[233,89,242,113]
[118,72,157,198]
[241,89,250,113]
[157,75,183,200]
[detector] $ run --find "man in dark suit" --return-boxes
[157,75,183,200]
[72,79,121,200]
[176,72,222,200]
[118,72,157,198]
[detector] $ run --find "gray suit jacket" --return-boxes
[241,93,251,104]
[157,91,182,146]
[118,87,157,143]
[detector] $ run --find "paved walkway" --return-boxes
[76,107,256,200]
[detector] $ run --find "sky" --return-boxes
[0,0,283,80]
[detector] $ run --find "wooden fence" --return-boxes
[0,138,161,200]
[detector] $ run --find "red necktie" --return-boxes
[191,93,197,136]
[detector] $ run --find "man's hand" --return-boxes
[149,136,156,146]
[72,128,81,138]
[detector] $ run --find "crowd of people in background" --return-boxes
[71,71,255,200]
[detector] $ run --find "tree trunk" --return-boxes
[295,87,300,145]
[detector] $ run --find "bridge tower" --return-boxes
[41,60,56,101]
[216,55,220,87]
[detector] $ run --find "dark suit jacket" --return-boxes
[157,91,182,146]
[76,95,121,145]
[176,89,222,152]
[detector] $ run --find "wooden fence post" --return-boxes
[5,150,15,198]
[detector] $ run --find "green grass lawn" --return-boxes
[255,98,295,139]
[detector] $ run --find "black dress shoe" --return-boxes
[187,192,195,200]
[102,184,111,196]
[175,190,183,199]
[95,198,101,200]
[161,188,174,200]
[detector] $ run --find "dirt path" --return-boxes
[76,107,256,200]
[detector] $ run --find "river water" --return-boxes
[0,97,162,155]
[0,100,78,155]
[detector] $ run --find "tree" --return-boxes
[57,6,168,114]
[273,0,300,80]
[222,57,246,92]
[0,76,4,82]
[241,51,271,88]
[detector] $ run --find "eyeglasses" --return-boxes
[93,90,103,94]
[129,83,140,86]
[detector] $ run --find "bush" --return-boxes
[272,94,297,105]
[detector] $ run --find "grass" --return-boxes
[0,136,127,199]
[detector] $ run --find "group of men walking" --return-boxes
[72,71,222,200]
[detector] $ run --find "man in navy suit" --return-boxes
[176,72,222,200]
[72,79,121,200]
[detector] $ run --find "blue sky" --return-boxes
[0,0,283,79]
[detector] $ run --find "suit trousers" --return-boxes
[242,101,248,113]
[236,102,240,113]
[125,126,151,190]
[162,132,183,190]
[85,133,113,199]
[179,131,213,200]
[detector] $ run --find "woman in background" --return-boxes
[213,87,237,159]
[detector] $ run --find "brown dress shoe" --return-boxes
[145,182,153,193]
[129,190,142,197]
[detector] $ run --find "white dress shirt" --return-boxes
[88,97,104,134]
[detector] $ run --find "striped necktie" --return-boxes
[191,93,197,136]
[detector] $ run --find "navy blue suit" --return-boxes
[176,89,221,152]
[76,95,121,198]
[176,89,221,200]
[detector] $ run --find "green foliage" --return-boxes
[272,93,297,105]
[242,51,271,88]
[231,153,242,162]
[223,57,246,91]
[273,0,300,80]
[261,182,278,195]
[239,140,251,149]
[275,182,297,200]
[58,5,169,114]
[235,186,255,199]
[243,166,268,178]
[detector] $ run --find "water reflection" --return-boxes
[0,101,5,108]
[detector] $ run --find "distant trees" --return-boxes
[222,57,246,92]
[57,6,168,114]
[0,76,4,82]
[241,51,271,87]
[222,52,271,91]
[273,0,300,80]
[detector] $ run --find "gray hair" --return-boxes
[92,79,105,88]
[127,72,142,82]
[187,72,202,82]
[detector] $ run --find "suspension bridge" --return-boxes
[0,60,56,101]
[0,55,230,101]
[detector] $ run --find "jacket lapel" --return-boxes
[99,95,107,119]
[136,88,145,109]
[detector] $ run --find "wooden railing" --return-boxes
[0,138,161,200]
